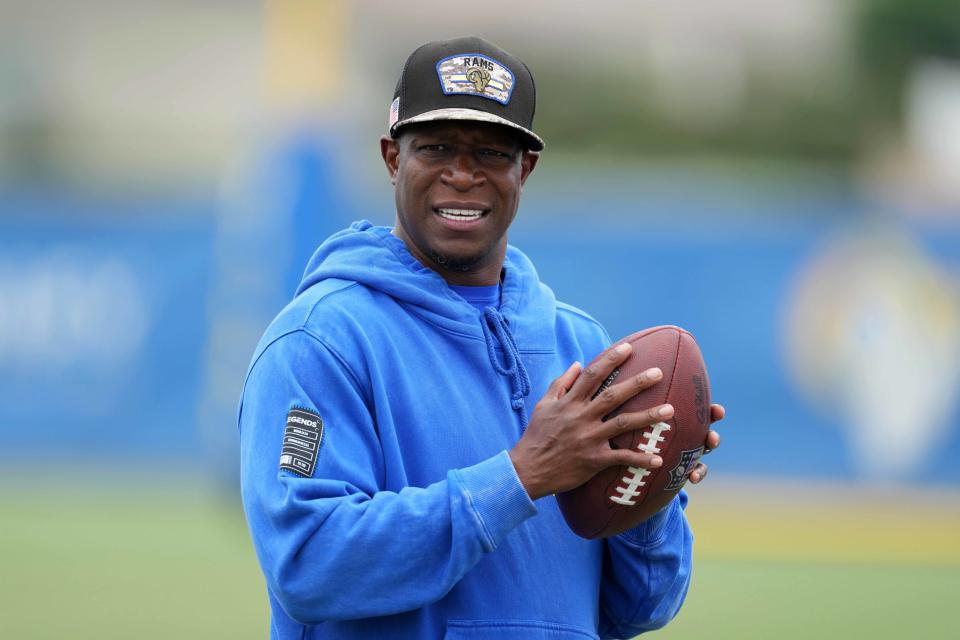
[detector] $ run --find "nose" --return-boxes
[441,151,485,191]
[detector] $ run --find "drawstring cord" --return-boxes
[481,307,531,429]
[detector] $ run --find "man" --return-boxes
[240,36,724,639]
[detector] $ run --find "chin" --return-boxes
[428,250,486,273]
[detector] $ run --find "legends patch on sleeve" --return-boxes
[279,408,323,478]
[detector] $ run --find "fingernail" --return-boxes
[615,343,631,354]
[658,404,673,417]
[644,367,662,380]
[650,456,663,468]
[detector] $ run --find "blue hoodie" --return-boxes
[239,221,693,639]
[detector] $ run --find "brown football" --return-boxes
[556,326,711,539]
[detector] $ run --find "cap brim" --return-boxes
[391,108,544,151]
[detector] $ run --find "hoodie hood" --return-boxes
[295,220,557,352]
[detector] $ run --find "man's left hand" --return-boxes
[687,403,725,484]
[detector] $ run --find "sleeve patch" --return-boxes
[279,408,324,477]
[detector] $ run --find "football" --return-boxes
[556,325,711,539]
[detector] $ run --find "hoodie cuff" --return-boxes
[453,450,538,551]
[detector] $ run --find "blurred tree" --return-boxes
[855,0,960,123]
[532,63,859,168]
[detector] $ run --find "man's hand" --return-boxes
[509,342,673,500]
[687,403,725,484]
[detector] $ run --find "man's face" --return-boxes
[380,121,539,285]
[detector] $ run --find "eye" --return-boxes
[477,148,516,166]
[418,143,448,152]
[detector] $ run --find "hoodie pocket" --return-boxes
[444,620,599,640]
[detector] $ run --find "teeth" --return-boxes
[436,208,484,220]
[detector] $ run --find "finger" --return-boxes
[592,366,663,413]
[546,361,582,399]
[599,404,673,439]
[571,342,633,401]
[710,403,725,423]
[703,430,720,454]
[688,463,708,484]
[607,448,663,472]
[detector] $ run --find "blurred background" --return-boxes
[1,0,958,637]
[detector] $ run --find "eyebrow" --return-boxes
[403,129,521,151]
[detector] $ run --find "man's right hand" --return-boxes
[509,342,673,500]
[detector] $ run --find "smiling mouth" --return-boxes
[434,208,487,222]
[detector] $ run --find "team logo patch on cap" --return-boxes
[436,53,515,104]
[279,407,324,478]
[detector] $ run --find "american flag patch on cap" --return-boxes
[389,97,400,128]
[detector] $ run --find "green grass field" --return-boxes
[2,477,958,639]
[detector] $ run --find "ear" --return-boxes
[519,151,540,187]
[380,135,400,184]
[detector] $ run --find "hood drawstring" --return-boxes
[481,307,532,430]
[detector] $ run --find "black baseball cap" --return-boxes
[389,36,544,151]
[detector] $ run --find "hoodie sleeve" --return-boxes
[597,492,693,638]
[239,329,537,624]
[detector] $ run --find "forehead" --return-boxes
[398,120,522,148]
